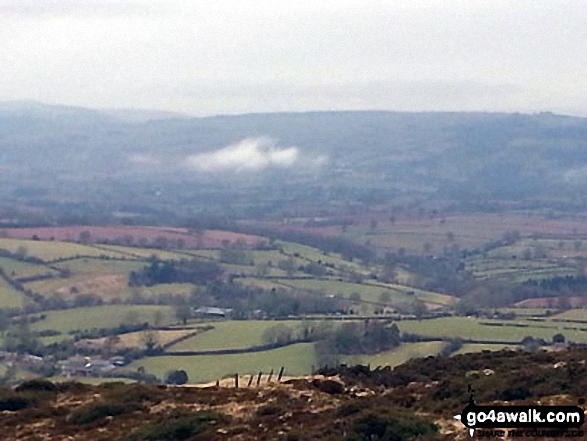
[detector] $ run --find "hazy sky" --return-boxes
[1,0,586,116]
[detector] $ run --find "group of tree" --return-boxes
[129,258,223,286]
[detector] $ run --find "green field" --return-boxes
[344,341,446,367]
[274,278,447,309]
[495,308,552,317]
[236,278,296,291]
[29,305,176,334]
[168,320,305,352]
[277,241,367,272]
[91,244,189,261]
[48,376,136,384]
[0,238,130,261]
[397,317,587,343]
[0,257,57,279]
[550,309,587,321]
[362,281,457,306]
[0,277,31,308]
[129,342,317,383]
[53,258,145,275]
[453,343,518,355]
[131,340,485,384]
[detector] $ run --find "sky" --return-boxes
[1,0,586,116]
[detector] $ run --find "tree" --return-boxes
[152,310,164,327]
[379,265,397,283]
[79,231,91,244]
[4,322,39,354]
[315,339,340,368]
[165,369,188,385]
[15,246,27,259]
[140,329,160,353]
[261,324,294,346]
[103,335,121,358]
[553,333,566,344]
[174,304,192,325]
[379,291,392,304]
[349,292,362,303]
[124,310,140,326]
[411,300,428,320]
[277,258,296,276]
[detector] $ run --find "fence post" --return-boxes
[247,374,254,387]
[267,368,274,383]
[277,366,285,382]
[235,373,239,388]
[256,371,263,386]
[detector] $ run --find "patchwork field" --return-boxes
[3,215,587,387]
[30,305,176,334]
[0,226,264,249]
[0,256,57,279]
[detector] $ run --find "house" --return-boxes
[58,357,117,377]
[194,306,233,318]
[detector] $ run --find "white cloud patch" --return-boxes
[184,137,300,172]
[128,153,161,167]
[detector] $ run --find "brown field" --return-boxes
[25,274,130,301]
[253,213,587,254]
[75,329,200,351]
[0,226,264,249]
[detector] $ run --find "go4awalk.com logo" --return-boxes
[454,390,585,438]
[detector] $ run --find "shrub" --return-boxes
[165,369,188,385]
[70,401,141,425]
[350,408,438,441]
[104,383,166,406]
[15,379,57,393]
[125,410,226,441]
[0,394,34,411]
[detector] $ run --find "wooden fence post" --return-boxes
[277,366,285,382]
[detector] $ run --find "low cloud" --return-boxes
[184,137,300,172]
[128,153,161,167]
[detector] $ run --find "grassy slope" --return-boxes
[0,256,57,279]
[168,320,305,352]
[343,341,446,367]
[397,316,587,342]
[0,277,30,308]
[130,342,317,383]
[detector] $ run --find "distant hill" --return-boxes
[1,102,587,218]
